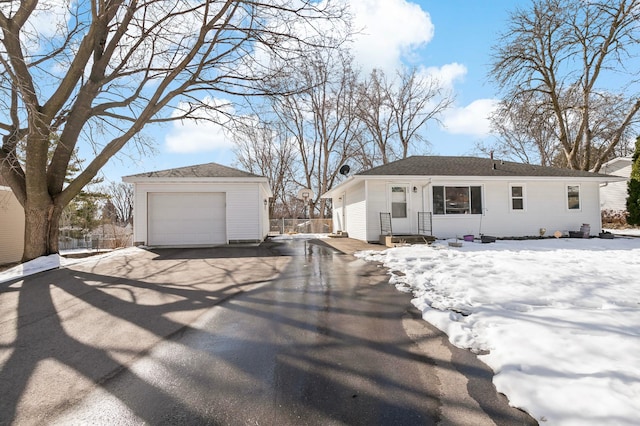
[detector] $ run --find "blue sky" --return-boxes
[99,0,529,183]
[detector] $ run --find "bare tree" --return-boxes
[356,67,453,166]
[393,68,453,159]
[232,118,297,218]
[0,0,346,261]
[480,88,637,166]
[356,69,394,167]
[477,94,562,166]
[103,182,133,225]
[265,48,363,218]
[490,0,640,171]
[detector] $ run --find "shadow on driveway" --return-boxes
[0,245,289,425]
[0,241,536,425]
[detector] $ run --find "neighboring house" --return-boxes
[123,163,272,246]
[597,156,633,212]
[321,156,624,242]
[0,181,25,265]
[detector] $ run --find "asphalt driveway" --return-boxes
[0,239,535,425]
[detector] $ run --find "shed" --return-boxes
[322,156,624,242]
[123,163,272,246]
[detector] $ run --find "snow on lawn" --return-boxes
[357,237,640,426]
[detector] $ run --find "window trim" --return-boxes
[566,184,581,211]
[509,183,526,212]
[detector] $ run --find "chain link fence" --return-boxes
[269,219,333,235]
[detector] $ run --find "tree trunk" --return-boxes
[22,201,62,262]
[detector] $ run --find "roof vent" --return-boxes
[492,162,497,170]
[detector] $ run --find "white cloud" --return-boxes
[347,0,434,72]
[0,0,71,54]
[442,99,499,136]
[420,62,467,90]
[165,98,235,154]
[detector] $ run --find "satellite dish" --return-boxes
[339,164,351,175]
[297,188,314,202]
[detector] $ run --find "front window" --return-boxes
[567,185,580,210]
[511,185,524,211]
[391,186,407,218]
[433,186,483,215]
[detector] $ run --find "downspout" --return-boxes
[421,179,432,235]
[421,179,432,212]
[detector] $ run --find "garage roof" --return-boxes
[123,162,263,179]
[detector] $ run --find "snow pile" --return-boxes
[0,254,60,284]
[0,248,141,284]
[357,238,640,425]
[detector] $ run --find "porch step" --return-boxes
[328,230,349,238]
[379,234,436,247]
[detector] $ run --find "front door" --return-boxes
[389,184,411,234]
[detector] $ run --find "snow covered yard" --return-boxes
[357,236,640,426]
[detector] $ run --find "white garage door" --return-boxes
[147,192,226,246]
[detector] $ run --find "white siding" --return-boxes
[364,180,431,242]
[226,184,262,242]
[365,180,387,242]
[344,181,367,241]
[259,185,270,240]
[131,182,266,245]
[0,188,24,264]
[599,161,632,212]
[431,179,603,239]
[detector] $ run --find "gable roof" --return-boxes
[123,162,263,179]
[358,156,618,179]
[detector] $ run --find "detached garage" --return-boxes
[123,163,272,246]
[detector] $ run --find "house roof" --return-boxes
[322,155,625,199]
[598,156,633,175]
[358,156,619,178]
[123,162,264,179]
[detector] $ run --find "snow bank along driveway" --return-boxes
[357,238,640,426]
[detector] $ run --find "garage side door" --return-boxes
[147,192,226,246]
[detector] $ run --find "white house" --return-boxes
[123,163,272,246]
[0,183,25,265]
[322,156,624,242]
[598,156,632,212]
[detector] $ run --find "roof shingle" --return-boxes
[124,162,263,179]
[358,156,617,178]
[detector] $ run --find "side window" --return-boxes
[391,186,407,218]
[511,185,524,211]
[567,185,580,210]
